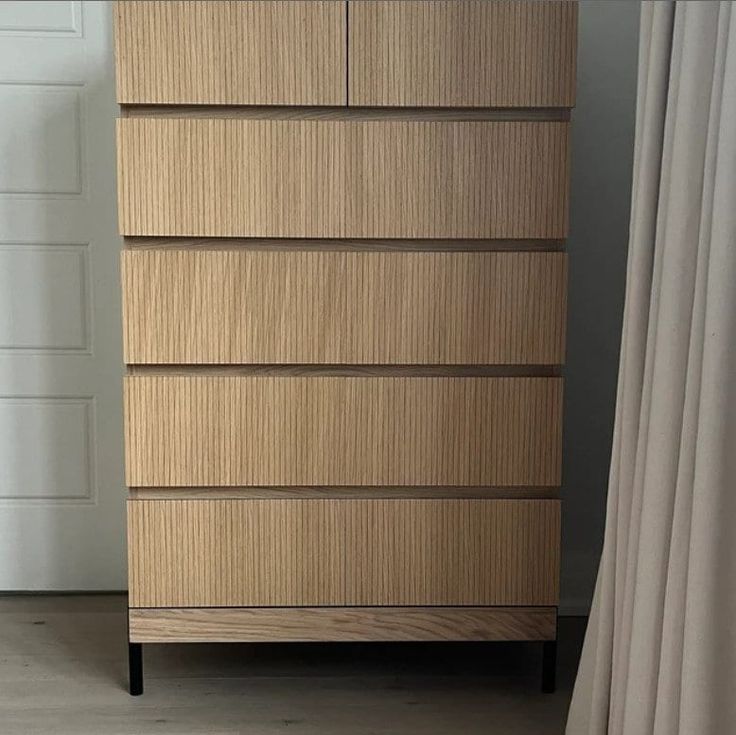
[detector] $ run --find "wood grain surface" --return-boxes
[122,236,566,251]
[116,118,570,238]
[121,250,567,365]
[128,487,560,500]
[114,0,346,105]
[123,376,563,487]
[116,0,574,643]
[349,0,577,108]
[129,606,558,642]
[127,498,561,607]
[121,106,571,122]
[126,366,560,378]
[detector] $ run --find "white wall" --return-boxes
[561,0,641,614]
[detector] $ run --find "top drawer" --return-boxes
[114,0,346,105]
[349,0,578,108]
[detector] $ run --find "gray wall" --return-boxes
[561,1,641,613]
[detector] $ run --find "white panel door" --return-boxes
[0,1,124,588]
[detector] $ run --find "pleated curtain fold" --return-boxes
[566,2,736,734]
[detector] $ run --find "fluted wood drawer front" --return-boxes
[124,376,562,487]
[117,118,570,238]
[128,499,560,607]
[122,250,567,365]
[114,0,346,105]
[349,0,577,108]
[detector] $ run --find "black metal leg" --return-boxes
[541,639,557,693]
[129,642,143,696]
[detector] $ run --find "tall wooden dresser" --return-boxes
[114,0,576,695]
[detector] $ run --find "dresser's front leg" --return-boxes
[541,639,557,693]
[129,642,143,696]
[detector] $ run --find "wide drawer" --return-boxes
[114,0,346,105]
[116,118,570,238]
[128,498,560,607]
[122,250,567,365]
[349,0,577,108]
[124,376,562,487]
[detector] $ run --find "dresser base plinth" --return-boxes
[127,606,557,695]
[128,606,557,644]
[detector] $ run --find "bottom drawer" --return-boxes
[128,499,560,608]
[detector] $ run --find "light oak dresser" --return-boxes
[114,0,576,695]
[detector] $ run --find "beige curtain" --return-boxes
[566,2,736,734]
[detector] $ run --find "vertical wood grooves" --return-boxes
[121,237,566,252]
[124,376,563,487]
[127,366,562,379]
[127,499,561,607]
[114,0,347,105]
[345,0,350,107]
[115,0,573,636]
[115,1,577,110]
[117,118,570,239]
[121,250,567,365]
[349,0,577,108]
[128,487,561,501]
[121,107,571,122]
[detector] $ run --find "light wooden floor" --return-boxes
[0,595,584,735]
